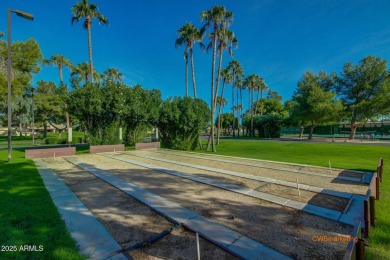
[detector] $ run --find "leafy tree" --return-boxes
[201,5,233,152]
[34,80,62,137]
[291,71,343,139]
[159,97,210,150]
[123,85,162,145]
[72,0,108,82]
[175,22,204,98]
[335,55,390,138]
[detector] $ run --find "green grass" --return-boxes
[0,150,85,260]
[197,140,390,259]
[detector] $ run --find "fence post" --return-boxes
[369,196,375,227]
[376,176,380,200]
[356,238,365,260]
[380,158,384,182]
[364,199,370,238]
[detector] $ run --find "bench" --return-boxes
[135,142,160,150]
[25,147,76,159]
[90,144,125,154]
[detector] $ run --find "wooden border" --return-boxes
[135,142,161,150]
[343,221,363,260]
[90,144,125,154]
[25,147,76,159]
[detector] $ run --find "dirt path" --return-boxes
[43,158,235,260]
[140,150,367,195]
[116,152,349,212]
[74,154,353,260]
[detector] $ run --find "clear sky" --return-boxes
[1,0,390,110]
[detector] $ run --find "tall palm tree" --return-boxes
[102,67,123,83]
[43,55,73,83]
[255,80,267,116]
[71,0,108,82]
[201,5,233,152]
[216,67,231,144]
[175,22,204,98]
[226,60,243,137]
[216,96,228,144]
[244,74,262,137]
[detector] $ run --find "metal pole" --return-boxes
[32,87,35,145]
[7,8,12,162]
[196,232,200,260]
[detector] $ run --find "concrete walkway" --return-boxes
[155,150,367,183]
[101,154,349,225]
[124,152,354,199]
[34,159,127,260]
[65,157,291,260]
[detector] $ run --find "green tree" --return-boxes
[159,97,210,150]
[175,22,204,98]
[34,81,62,138]
[72,0,108,82]
[292,71,343,139]
[335,55,390,139]
[201,5,233,152]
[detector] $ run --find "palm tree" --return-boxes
[175,22,204,98]
[71,62,101,83]
[71,0,108,82]
[256,80,267,116]
[201,5,233,152]
[216,96,228,144]
[43,55,73,83]
[216,67,231,144]
[102,67,123,83]
[226,60,243,137]
[244,74,262,137]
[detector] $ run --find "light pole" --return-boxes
[7,9,34,162]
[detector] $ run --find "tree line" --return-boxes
[1,2,389,152]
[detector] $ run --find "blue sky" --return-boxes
[1,0,390,110]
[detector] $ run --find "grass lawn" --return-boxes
[0,150,85,259]
[197,140,390,259]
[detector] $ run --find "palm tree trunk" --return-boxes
[217,80,226,145]
[260,89,263,116]
[59,65,63,83]
[251,88,254,137]
[206,24,218,152]
[87,16,94,82]
[190,48,197,98]
[254,89,260,116]
[185,56,189,97]
[240,86,243,134]
[232,72,236,137]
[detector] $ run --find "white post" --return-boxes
[119,127,122,141]
[296,178,301,196]
[68,127,72,146]
[329,160,332,173]
[196,232,200,260]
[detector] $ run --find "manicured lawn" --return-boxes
[0,150,85,259]
[197,140,390,259]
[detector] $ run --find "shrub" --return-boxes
[158,97,210,150]
[45,137,58,144]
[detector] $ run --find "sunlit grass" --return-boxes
[0,150,85,259]
[197,139,390,259]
